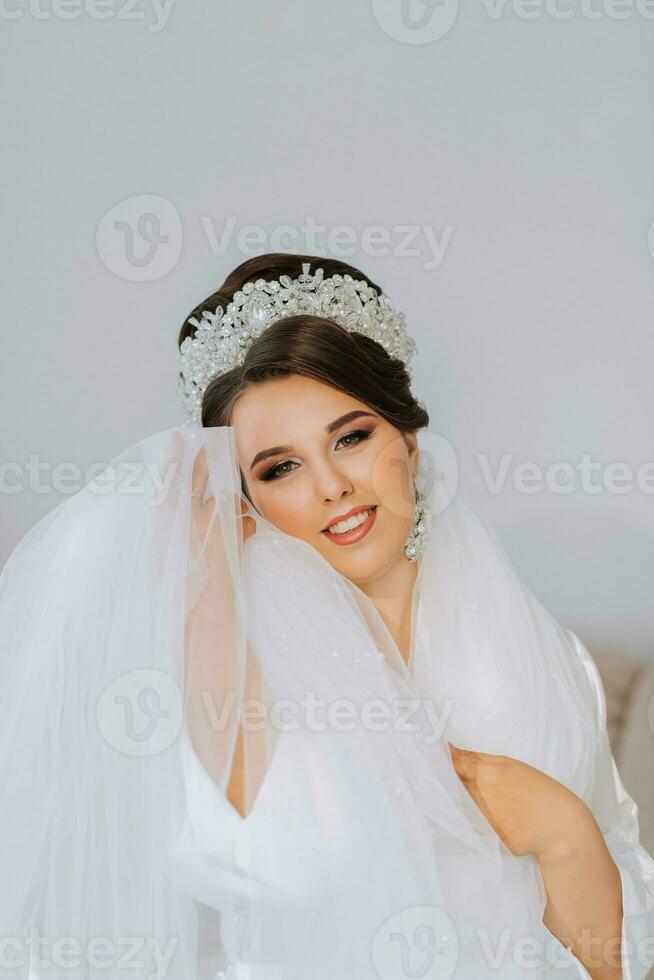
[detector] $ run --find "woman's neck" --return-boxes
[357,556,419,667]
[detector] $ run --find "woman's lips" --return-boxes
[321,506,378,546]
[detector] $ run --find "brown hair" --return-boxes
[178,252,429,441]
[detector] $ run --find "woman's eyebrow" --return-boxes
[325,410,375,434]
[249,411,376,471]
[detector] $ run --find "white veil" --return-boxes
[0,422,599,979]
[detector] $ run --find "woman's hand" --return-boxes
[448,745,625,978]
[447,742,589,859]
[190,448,256,575]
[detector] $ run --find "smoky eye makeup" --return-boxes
[259,458,298,482]
[257,426,376,483]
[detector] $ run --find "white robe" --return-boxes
[1,422,652,980]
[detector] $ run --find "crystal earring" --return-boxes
[404,479,433,562]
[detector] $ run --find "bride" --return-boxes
[1,254,653,980]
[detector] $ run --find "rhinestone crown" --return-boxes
[178,262,417,423]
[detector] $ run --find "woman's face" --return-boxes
[231,374,419,585]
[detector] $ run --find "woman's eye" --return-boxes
[335,428,372,450]
[259,429,373,482]
[260,459,298,482]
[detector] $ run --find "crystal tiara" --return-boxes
[177,262,417,423]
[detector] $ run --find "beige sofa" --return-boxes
[593,648,654,858]
[593,647,654,979]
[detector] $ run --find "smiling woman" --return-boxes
[179,253,431,658]
[174,254,654,979]
[1,255,653,980]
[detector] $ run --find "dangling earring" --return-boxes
[404,479,433,562]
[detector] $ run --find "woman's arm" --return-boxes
[563,630,654,980]
[184,447,256,800]
[449,740,625,977]
[537,796,624,979]
[448,630,654,979]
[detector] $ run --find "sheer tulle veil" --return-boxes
[0,421,599,979]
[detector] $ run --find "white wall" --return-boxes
[1,0,653,658]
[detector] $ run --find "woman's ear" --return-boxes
[403,431,420,480]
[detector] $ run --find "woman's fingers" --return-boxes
[191,446,208,493]
[191,448,256,549]
[190,448,216,532]
[447,743,481,783]
[241,497,257,541]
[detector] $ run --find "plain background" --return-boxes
[1,0,652,660]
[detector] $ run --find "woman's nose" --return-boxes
[313,462,354,504]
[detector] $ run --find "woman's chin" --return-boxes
[312,510,411,583]
[319,544,399,587]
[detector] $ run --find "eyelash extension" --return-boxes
[260,428,373,482]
